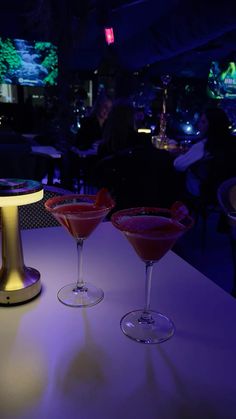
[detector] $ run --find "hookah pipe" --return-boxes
[153,74,172,148]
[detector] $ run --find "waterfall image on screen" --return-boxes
[207,61,236,99]
[0,37,58,87]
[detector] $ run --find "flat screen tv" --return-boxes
[207,61,236,99]
[0,37,58,87]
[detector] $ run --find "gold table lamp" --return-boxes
[0,179,44,305]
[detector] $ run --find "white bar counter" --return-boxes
[0,222,236,419]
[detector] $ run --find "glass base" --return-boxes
[57,282,104,307]
[120,309,175,344]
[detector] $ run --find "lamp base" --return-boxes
[0,267,41,305]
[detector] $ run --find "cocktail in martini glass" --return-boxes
[111,202,193,343]
[45,189,115,307]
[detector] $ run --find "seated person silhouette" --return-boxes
[95,99,183,212]
[76,93,113,151]
[173,107,236,206]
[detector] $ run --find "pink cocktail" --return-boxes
[111,204,193,343]
[51,201,110,239]
[45,190,115,307]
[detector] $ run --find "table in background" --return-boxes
[70,145,99,192]
[0,222,236,419]
[31,146,62,185]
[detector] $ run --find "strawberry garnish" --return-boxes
[171,201,189,221]
[95,188,115,208]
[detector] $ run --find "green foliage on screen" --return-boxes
[0,37,21,83]
[207,61,236,99]
[35,42,58,85]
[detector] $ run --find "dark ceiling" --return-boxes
[1,0,236,80]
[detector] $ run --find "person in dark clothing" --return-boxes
[97,98,150,159]
[174,107,236,203]
[76,93,112,150]
[202,108,236,199]
[95,99,181,212]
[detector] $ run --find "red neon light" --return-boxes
[104,27,114,45]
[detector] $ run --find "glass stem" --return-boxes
[75,238,84,290]
[141,261,154,323]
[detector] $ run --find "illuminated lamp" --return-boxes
[0,179,44,305]
[138,128,151,134]
[104,27,114,45]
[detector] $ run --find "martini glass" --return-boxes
[111,203,193,343]
[45,189,115,307]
